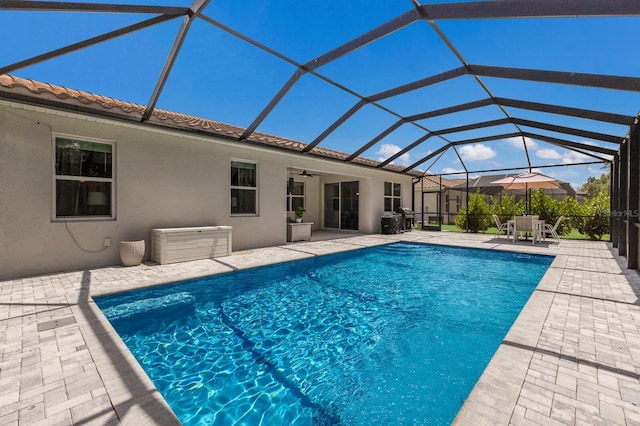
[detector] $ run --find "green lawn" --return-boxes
[436,224,610,241]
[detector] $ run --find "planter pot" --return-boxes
[295,218,302,223]
[120,240,145,266]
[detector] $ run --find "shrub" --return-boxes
[578,191,610,240]
[490,193,524,224]
[454,187,610,239]
[558,196,582,235]
[528,189,574,236]
[455,190,492,232]
[530,189,559,224]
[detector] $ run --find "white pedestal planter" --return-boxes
[120,240,145,266]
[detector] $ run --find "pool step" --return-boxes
[102,292,196,328]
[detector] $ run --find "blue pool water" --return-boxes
[96,242,553,425]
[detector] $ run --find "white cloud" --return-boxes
[459,144,496,161]
[376,143,410,166]
[559,151,593,164]
[533,141,605,165]
[549,168,579,181]
[441,167,465,175]
[505,136,538,150]
[536,148,563,159]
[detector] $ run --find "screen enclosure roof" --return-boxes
[2,0,640,183]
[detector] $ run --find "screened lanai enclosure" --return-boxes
[1,0,640,269]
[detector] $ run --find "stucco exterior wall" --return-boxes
[0,101,413,279]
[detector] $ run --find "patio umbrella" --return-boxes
[490,172,560,190]
[491,172,560,213]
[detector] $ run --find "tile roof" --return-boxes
[0,74,419,176]
[449,172,575,197]
[414,175,459,188]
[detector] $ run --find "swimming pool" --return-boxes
[96,242,553,425]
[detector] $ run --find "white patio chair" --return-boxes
[541,216,563,242]
[513,215,536,245]
[492,214,509,238]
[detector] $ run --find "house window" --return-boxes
[287,180,305,212]
[445,193,450,213]
[231,161,257,215]
[384,182,401,212]
[456,195,461,212]
[54,136,113,219]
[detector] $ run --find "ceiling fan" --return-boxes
[298,170,317,178]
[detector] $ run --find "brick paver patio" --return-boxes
[1,231,639,425]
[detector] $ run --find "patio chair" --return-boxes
[492,214,509,238]
[513,215,536,245]
[541,216,563,242]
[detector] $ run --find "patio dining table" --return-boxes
[507,216,545,245]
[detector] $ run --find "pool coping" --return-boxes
[2,231,639,425]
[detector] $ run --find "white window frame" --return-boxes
[384,181,402,212]
[287,180,305,212]
[230,160,259,216]
[52,133,115,221]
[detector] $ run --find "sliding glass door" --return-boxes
[324,183,340,229]
[340,181,359,230]
[323,181,359,230]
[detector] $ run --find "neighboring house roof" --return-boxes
[454,174,513,190]
[557,182,577,198]
[452,173,576,198]
[447,178,467,187]
[414,175,460,189]
[0,74,420,176]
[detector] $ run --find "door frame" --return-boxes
[419,190,442,231]
[323,181,359,230]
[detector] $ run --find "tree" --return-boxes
[455,190,492,232]
[580,173,610,198]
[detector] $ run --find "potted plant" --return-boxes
[295,206,305,223]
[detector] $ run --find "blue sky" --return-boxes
[2,0,639,189]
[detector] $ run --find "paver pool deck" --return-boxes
[1,231,640,425]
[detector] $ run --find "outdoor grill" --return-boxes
[395,207,415,232]
[381,214,402,234]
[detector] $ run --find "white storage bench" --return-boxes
[151,226,232,265]
[287,222,313,242]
